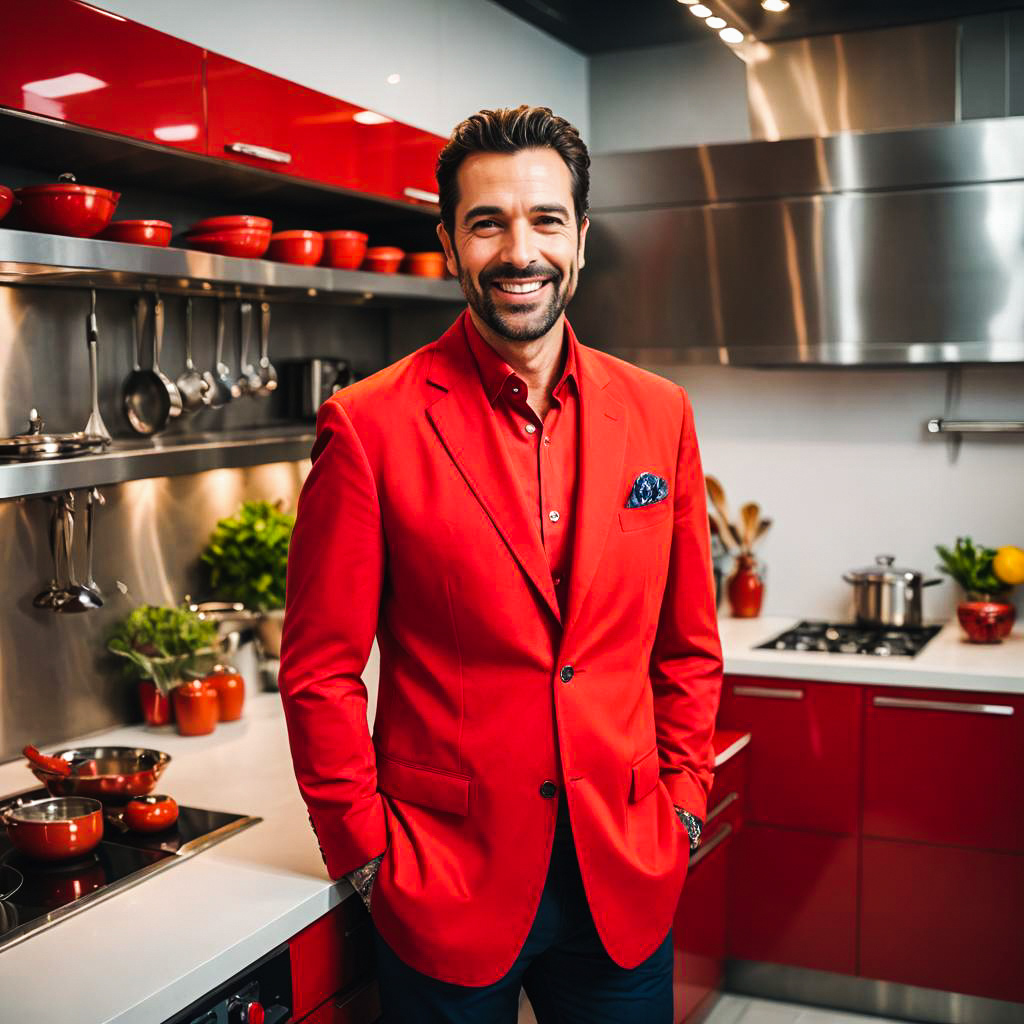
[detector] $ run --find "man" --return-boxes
[278,105,723,1022]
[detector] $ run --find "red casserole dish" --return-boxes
[14,175,120,237]
[185,228,272,259]
[402,251,447,278]
[188,214,272,234]
[2,796,104,861]
[363,246,405,274]
[97,220,173,247]
[0,185,13,223]
[321,229,368,270]
[266,229,324,266]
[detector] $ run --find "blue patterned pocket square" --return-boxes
[625,472,669,508]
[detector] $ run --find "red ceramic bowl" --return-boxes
[321,229,368,270]
[363,246,405,274]
[185,228,272,259]
[401,251,446,278]
[957,600,1017,644]
[123,794,179,833]
[0,185,13,223]
[266,229,324,266]
[14,181,120,237]
[97,219,173,247]
[2,796,103,861]
[188,214,272,234]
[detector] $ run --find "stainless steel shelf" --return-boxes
[926,418,1024,434]
[0,426,315,500]
[0,228,463,304]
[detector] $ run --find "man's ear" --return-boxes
[437,222,459,278]
[577,215,590,271]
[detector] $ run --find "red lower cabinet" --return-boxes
[728,824,858,975]
[860,838,1024,1003]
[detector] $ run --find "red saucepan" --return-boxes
[97,219,172,247]
[14,173,120,237]
[24,745,171,804]
[2,796,104,861]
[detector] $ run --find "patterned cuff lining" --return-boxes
[674,806,703,852]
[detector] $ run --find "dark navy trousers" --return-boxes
[371,792,674,1023]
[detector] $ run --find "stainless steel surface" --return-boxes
[257,301,278,395]
[726,958,1024,1024]
[0,228,463,304]
[225,141,292,165]
[689,821,731,868]
[176,297,213,413]
[236,301,262,396]
[0,409,107,460]
[731,685,804,700]
[576,117,1024,366]
[211,300,236,408]
[152,295,184,423]
[124,295,172,436]
[82,487,103,602]
[3,795,102,822]
[873,695,1015,715]
[843,554,942,628]
[928,417,1024,433]
[84,289,111,442]
[56,490,102,613]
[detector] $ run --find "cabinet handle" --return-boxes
[226,141,292,164]
[705,790,739,823]
[873,695,1014,716]
[403,186,440,203]
[689,821,732,867]
[732,684,804,700]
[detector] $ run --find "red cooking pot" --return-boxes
[0,185,13,223]
[97,219,172,247]
[185,228,272,259]
[14,173,120,237]
[266,230,324,266]
[321,230,368,269]
[2,796,104,861]
[362,246,405,274]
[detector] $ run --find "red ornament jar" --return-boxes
[171,679,219,736]
[957,595,1017,644]
[205,665,245,722]
[727,554,765,618]
[137,680,172,727]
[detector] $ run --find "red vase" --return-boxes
[137,680,172,727]
[957,598,1016,644]
[172,679,219,736]
[205,666,245,722]
[727,554,765,618]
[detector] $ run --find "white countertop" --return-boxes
[0,693,349,1024]
[718,616,1024,694]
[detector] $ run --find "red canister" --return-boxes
[172,679,219,736]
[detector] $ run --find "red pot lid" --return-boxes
[270,229,323,240]
[323,229,368,240]
[365,246,405,258]
[189,214,272,233]
[15,182,119,200]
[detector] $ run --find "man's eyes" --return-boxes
[471,217,564,230]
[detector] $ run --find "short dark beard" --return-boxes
[456,258,575,343]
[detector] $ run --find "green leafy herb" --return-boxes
[200,499,294,612]
[935,537,1008,597]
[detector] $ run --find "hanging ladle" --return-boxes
[124,296,171,435]
[256,301,278,395]
[176,297,214,413]
[209,300,236,408]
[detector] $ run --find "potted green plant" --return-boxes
[107,603,219,726]
[200,499,294,658]
[935,537,1017,643]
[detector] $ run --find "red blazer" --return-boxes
[278,312,723,987]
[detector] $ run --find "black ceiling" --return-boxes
[491,0,1024,54]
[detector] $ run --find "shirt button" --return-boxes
[548,510,560,523]
[525,423,537,434]
[539,780,557,798]
[511,385,520,394]
[559,664,574,682]
[542,436,551,446]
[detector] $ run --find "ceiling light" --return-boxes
[154,123,199,142]
[705,16,726,28]
[689,4,712,15]
[719,26,744,43]
[386,73,401,85]
[22,73,107,99]
[354,110,393,125]
[761,0,790,10]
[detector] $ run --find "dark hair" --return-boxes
[436,105,590,239]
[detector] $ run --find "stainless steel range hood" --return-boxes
[573,116,1024,366]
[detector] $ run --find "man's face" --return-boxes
[437,148,589,343]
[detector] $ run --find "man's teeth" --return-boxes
[495,280,546,294]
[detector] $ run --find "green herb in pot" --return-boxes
[935,536,1009,598]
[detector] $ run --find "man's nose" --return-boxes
[501,220,537,267]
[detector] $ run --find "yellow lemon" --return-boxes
[993,546,1024,586]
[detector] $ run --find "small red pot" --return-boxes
[401,251,446,278]
[98,219,172,247]
[362,246,405,274]
[0,185,13,223]
[185,228,271,259]
[172,679,219,736]
[188,214,272,234]
[14,180,120,237]
[138,680,173,727]
[321,229,368,269]
[957,600,1016,644]
[266,229,324,266]
[2,796,104,861]
[123,794,179,833]
[727,554,765,618]
[205,665,246,721]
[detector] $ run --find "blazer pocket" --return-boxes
[618,500,671,533]
[629,746,661,802]
[376,752,471,816]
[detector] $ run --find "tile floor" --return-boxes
[705,994,905,1023]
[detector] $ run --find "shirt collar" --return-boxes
[462,309,578,408]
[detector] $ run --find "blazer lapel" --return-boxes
[425,315,562,624]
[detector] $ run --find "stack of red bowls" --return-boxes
[185,215,272,258]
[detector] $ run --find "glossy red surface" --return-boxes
[205,668,246,722]
[321,230,368,269]
[137,679,172,726]
[0,186,13,222]
[4,800,104,860]
[362,247,404,273]
[401,252,446,278]
[726,555,764,617]
[863,686,1024,852]
[185,228,271,259]
[957,600,1016,643]
[861,838,1024,1002]
[123,794,179,832]
[189,214,273,234]
[98,219,172,246]
[172,679,218,736]
[266,230,324,266]
[717,676,861,834]
[14,181,120,237]
[0,0,205,153]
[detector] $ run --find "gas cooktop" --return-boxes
[758,620,942,657]
[0,787,260,954]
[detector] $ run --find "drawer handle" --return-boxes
[873,695,1014,716]
[705,790,739,823]
[403,186,440,203]
[732,684,804,700]
[689,821,732,867]
[226,141,293,164]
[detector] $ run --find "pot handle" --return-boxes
[842,574,857,584]
[921,577,944,587]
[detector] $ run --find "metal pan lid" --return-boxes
[845,554,924,582]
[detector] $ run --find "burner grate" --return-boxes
[757,620,941,657]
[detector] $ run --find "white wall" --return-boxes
[95,0,589,139]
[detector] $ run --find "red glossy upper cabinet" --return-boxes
[205,53,444,206]
[0,0,205,154]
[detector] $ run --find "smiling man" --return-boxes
[278,106,723,1023]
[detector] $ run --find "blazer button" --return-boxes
[559,664,574,682]
[539,780,557,798]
